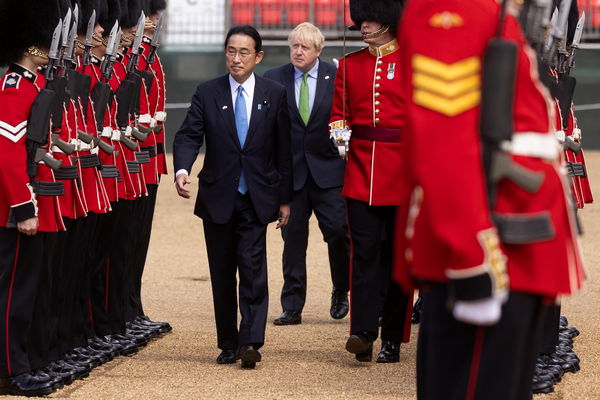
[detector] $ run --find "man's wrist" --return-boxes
[175,169,189,179]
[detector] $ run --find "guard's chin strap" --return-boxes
[361,25,390,40]
[27,46,49,60]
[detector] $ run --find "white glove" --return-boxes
[453,296,503,326]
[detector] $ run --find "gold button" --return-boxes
[375,75,381,80]
[376,68,382,73]
[375,92,380,98]
[375,83,380,88]
[377,60,383,65]
[375,101,380,106]
[375,109,380,114]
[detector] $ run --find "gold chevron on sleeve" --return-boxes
[412,54,481,116]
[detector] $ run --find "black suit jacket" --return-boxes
[173,74,292,225]
[264,60,345,191]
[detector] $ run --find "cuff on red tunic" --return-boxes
[11,201,36,223]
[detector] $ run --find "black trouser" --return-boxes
[280,175,349,312]
[0,228,45,377]
[539,304,561,355]
[126,183,159,321]
[28,231,57,370]
[203,193,269,351]
[346,198,410,343]
[89,204,121,338]
[417,284,546,400]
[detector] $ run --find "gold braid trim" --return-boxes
[361,25,390,40]
[27,46,49,60]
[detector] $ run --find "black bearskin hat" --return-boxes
[142,0,166,15]
[0,0,63,66]
[349,0,404,31]
[73,0,100,36]
[98,0,121,35]
[121,0,143,29]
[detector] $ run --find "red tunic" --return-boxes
[142,36,168,176]
[329,40,405,205]
[0,66,64,232]
[394,0,584,299]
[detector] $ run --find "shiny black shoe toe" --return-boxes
[239,345,261,369]
[330,288,349,320]
[0,372,56,397]
[273,310,302,325]
[216,349,239,364]
[376,341,400,363]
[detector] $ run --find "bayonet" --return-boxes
[64,4,79,65]
[45,19,63,80]
[146,14,163,68]
[567,12,586,71]
[61,8,72,49]
[82,9,96,66]
[100,21,119,81]
[127,12,146,73]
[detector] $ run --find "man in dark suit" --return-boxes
[173,25,292,369]
[264,23,349,326]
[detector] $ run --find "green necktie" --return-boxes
[299,72,310,125]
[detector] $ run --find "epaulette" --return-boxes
[1,73,21,91]
[343,47,367,58]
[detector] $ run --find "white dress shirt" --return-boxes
[293,59,319,113]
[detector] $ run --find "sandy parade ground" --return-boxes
[5,152,600,400]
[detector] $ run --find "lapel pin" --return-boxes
[325,75,330,80]
[222,105,228,110]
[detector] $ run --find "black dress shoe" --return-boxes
[411,297,422,324]
[0,372,56,397]
[531,374,554,394]
[239,345,261,369]
[376,341,400,363]
[216,349,239,364]
[273,310,302,325]
[330,288,349,319]
[346,332,374,362]
[138,315,173,333]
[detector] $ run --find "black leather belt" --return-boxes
[126,160,141,173]
[352,125,402,143]
[101,164,119,178]
[141,145,157,158]
[33,180,65,196]
[135,150,151,164]
[53,165,79,180]
[566,162,586,178]
[156,142,165,155]
[79,154,101,169]
[493,212,555,244]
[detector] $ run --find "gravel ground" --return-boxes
[7,153,599,400]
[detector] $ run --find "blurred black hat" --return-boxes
[98,0,121,35]
[0,0,63,66]
[121,0,143,29]
[349,0,404,31]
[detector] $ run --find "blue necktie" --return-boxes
[235,86,248,194]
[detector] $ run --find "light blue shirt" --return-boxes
[293,59,319,114]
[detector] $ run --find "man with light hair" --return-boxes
[265,23,350,326]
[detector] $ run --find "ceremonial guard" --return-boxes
[0,0,66,396]
[394,0,585,399]
[329,0,412,363]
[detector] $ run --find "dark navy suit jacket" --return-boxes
[264,60,345,191]
[173,74,292,225]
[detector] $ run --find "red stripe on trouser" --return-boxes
[345,199,354,336]
[402,290,414,343]
[466,326,485,400]
[5,233,21,377]
[105,259,110,312]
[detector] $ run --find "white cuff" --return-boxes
[175,169,189,178]
[155,111,167,122]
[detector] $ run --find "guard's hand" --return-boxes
[175,173,192,199]
[17,217,38,236]
[276,204,290,229]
